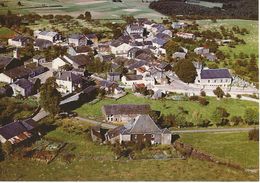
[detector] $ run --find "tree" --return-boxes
[244,108,259,125]
[39,77,61,118]
[0,143,4,161]
[174,60,197,83]
[200,91,206,97]
[2,141,12,158]
[212,107,230,126]
[17,1,22,6]
[213,86,225,99]
[84,11,92,21]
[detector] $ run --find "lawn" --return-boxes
[0,124,258,181]
[74,93,258,124]
[180,132,259,169]
[197,19,259,58]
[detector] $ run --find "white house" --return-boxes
[176,32,195,39]
[34,30,61,43]
[10,78,34,97]
[126,24,144,35]
[195,68,233,87]
[110,41,132,57]
[121,74,155,87]
[8,35,31,47]
[194,47,210,55]
[52,57,68,70]
[55,71,83,93]
[68,34,87,47]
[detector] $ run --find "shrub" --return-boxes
[200,91,206,97]
[225,93,231,98]
[230,116,243,126]
[216,118,229,127]
[248,129,259,141]
[236,94,242,99]
[213,86,225,98]
[197,119,211,127]
[244,108,259,125]
[198,97,209,106]
[189,95,199,101]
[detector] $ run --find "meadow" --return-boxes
[0,123,258,181]
[0,0,164,20]
[197,19,259,58]
[74,93,259,124]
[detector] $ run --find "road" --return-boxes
[173,127,256,133]
[75,116,117,129]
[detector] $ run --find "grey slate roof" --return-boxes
[13,78,33,89]
[127,115,162,134]
[0,119,37,140]
[200,69,232,79]
[102,104,151,116]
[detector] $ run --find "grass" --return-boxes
[0,123,258,181]
[197,19,259,58]
[74,93,258,124]
[0,0,164,19]
[0,27,16,39]
[180,132,259,169]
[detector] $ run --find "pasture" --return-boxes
[0,0,164,19]
[197,19,259,58]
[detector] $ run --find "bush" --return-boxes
[198,97,209,106]
[197,119,211,127]
[236,94,242,99]
[200,91,206,97]
[225,93,231,98]
[230,116,243,126]
[189,95,199,101]
[244,108,259,125]
[216,118,229,127]
[213,86,225,98]
[248,129,259,141]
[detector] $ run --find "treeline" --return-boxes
[149,0,258,20]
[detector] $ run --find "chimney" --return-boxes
[13,48,20,59]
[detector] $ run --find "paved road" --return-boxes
[173,127,256,133]
[75,116,117,129]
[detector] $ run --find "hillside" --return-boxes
[149,0,258,20]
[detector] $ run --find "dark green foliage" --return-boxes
[2,141,12,158]
[212,107,230,126]
[225,93,231,98]
[248,129,259,141]
[174,60,197,83]
[86,57,111,74]
[197,119,211,127]
[200,91,206,97]
[213,86,225,98]
[39,77,61,118]
[230,116,243,126]
[84,11,92,21]
[198,97,209,106]
[244,108,259,125]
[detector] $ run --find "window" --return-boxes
[214,80,216,83]
[208,80,210,83]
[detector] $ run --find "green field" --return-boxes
[0,27,16,39]
[181,132,259,169]
[0,0,164,19]
[74,93,258,124]
[197,19,259,58]
[0,124,258,181]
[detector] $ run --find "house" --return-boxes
[97,43,111,54]
[127,47,141,59]
[98,80,123,95]
[151,24,165,34]
[155,62,172,72]
[10,78,34,97]
[33,55,46,64]
[121,74,143,86]
[110,40,132,57]
[68,34,87,46]
[0,63,46,84]
[176,32,195,39]
[34,39,53,50]
[202,53,217,61]
[55,71,83,93]
[162,30,173,37]
[0,118,39,145]
[195,68,233,87]
[171,22,187,29]
[132,83,146,93]
[67,45,91,56]
[8,35,31,47]
[34,30,61,43]
[107,72,121,81]
[102,104,151,123]
[172,52,186,60]
[194,47,209,55]
[86,34,98,46]
[52,54,91,70]
[126,24,144,35]
[105,115,172,145]
[0,55,21,72]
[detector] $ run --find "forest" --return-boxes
[149,0,258,20]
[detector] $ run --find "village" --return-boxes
[0,10,259,180]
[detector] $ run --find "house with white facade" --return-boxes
[34,30,61,43]
[176,32,195,39]
[55,71,83,93]
[110,41,132,57]
[195,68,233,87]
[8,35,31,47]
[68,34,87,47]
